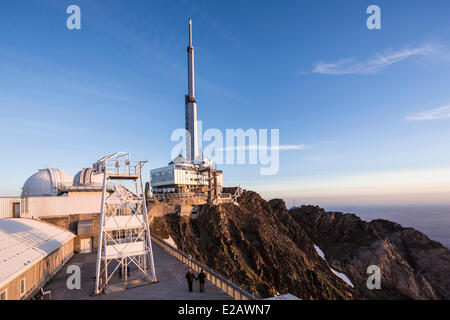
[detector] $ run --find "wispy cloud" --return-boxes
[405,105,450,121]
[311,45,434,75]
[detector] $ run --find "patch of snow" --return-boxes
[314,245,325,259]
[265,293,301,300]
[330,268,354,288]
[313,244,354,288]
[163,236,177,249]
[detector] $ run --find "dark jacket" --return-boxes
[198,272,206,283]
[186,271,196,282]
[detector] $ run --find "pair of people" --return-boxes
[185,269,206,292]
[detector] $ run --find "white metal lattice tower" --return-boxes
[93,152,157,295]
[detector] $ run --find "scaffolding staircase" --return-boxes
[93,152,157,295]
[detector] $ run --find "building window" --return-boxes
[20,278,26,296]
[0,289,7,300]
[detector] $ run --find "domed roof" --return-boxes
[194,154,212,168]
[22,169,73,197]
[169,154,192,167]
[73,168,104,185]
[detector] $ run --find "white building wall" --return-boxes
[22,196,69,219]
[20,192,102,218]
[68,192,102,214]
[0,197,21,220]
[151,166,211,188]
[174,169,208,186]
[217,172,223,187]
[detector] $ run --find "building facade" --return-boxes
[150,155,223,195]
[0,168,106,254]
[0,219,75,300]
[0,197,21,219]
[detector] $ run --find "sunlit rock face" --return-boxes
[150,190,450,300]
[291,205,450,300]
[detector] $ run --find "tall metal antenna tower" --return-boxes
[185,18,198,162]
[93,152,157,295]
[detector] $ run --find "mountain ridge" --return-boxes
[150,189,450,300]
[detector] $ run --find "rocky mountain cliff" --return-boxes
[150,190,450,300]
[292,205,450,299]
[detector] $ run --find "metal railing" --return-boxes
[151,236,258,300]
[104,161,141,176]
[93,153,143,177]
[57,182,104,189]
[152,193,232,199]
[152,193,206,199]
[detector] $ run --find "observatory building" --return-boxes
[0,153,154,299]
[151,154,223,195]
[0,166,107,299]
[0,18,250,300]
[2,168,106,254]
[0,219,74,300]
[150,19,225,204]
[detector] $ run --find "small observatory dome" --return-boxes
[194,154,212,168]
[169,154,193,167]
[22,168,73,197]
[73,168,104,185]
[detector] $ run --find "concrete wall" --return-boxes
[149,200,205,219]
[68,192,101,214]
[151,195,207,207]
[0,238,74,300]
[148,203,178,218]
[73,213,100,253]
[40,213,100,254]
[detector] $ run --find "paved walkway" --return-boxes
[46,243,232,300]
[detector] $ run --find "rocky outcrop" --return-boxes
[290,205,450,300]
[151,191,357,299]
[150,190,450,300]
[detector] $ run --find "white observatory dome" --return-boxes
[73,168,104,185]
[22,168,73,197]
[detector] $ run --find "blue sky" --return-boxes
[1,0,450,206]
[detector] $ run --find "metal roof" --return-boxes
[0,218,75,288]
[168,154,192,166]
[73,168,104,186]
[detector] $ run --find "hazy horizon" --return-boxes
[278,200,450,250]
